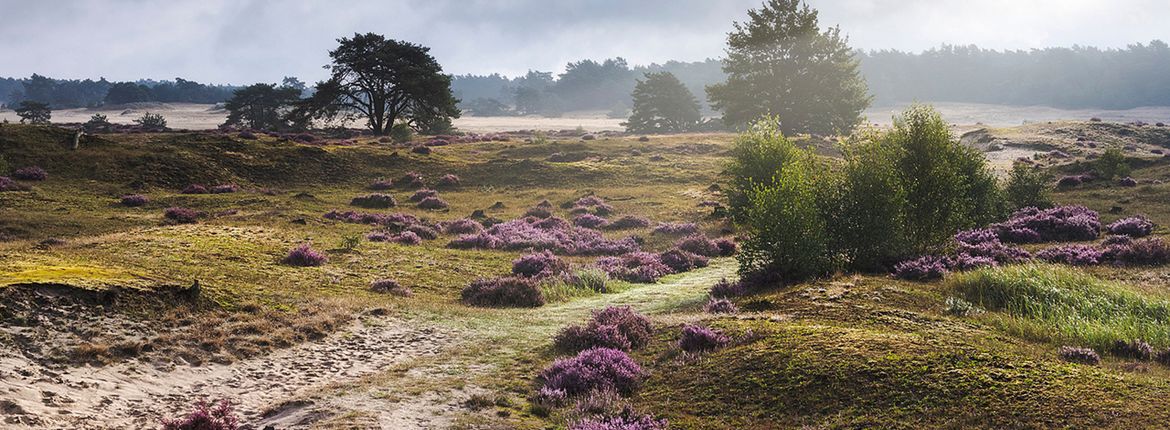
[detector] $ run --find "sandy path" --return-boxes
[0,315,455,429]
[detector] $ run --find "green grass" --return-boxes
[950,263,1170,350]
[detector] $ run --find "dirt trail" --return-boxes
[0,315,454,429]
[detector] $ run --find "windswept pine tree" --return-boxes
[624,72,701,133]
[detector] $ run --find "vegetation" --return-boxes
[221,83,303,130]
[14,100,51,124]
[1004,163,1054,209]
[624,72,700,133]
[134,112,168,130]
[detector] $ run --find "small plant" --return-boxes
[512,250,569,278]
[134,112,168,130]
[555,306,654,353]
[1112,339,1154,360]
[944,297,981,317]
[436,174,461,188]
[461,276,544,307]
[417,196,449,210]
[595,252,673,283]
[651,222,700,236]
[390,231,423,245]
[160,399,240,430]
[704,298,738,314]
[120,194,149,207]
[339,234,362,251]
[182,184,209,194]
[606,215,651,230]
[713,238,737,256]
[675,235,722,257]
[370,279,412,296]
[1118,176,1138,187]
[892,256,949,281]
[164,207,202,224]
[538,347,645,397]
[0,177,28,192]
[1106,216,1155,237]
[209,184,239,194]
[1105,237,1170,265]
[1095,145,1130,180]
[368,178,395,190]
[569,410,668,430]
[524,206,553,218]
[389,122,413,143]
[567,267,610,293]
[709,278,746,298]
[678,324,730,353]
[658,248,709,273]
[282,243,327,267]
[443,219,484,235]
[397,172,425,189]
[11,166,47,181]
[351,193,397,208]
[1036,245,1103,266]
[409,189,438,202]
[573,214,610,229]
[1058,346,1101,365]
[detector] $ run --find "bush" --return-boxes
[574,214,610,229]
[658,248,709,273]
[0,177,28,192]
[595,252,672,283]
[409,189,437,202]
[164,207,202,224]
[1106,216,1155,237]
[704,298,739,314]
[134,112,167,130]
[570,411,668,430]
[397,172,425,189]
[443,219,484,235]
[1036,245,1103,266]
[538,347,645,397]
[674,235,722,257]
[389,231,422,245]
[1004,163,1053,209]
[1106,237,1170,265]
[709,278,746,298]
[713,238,737,256]
[554,306,654,353]
[678,324,730,353]
[1112,339,1154,360]
[389,122,413,143]
[566,267,610,293]
[1056,175,1083,188]
[120,194,149,207]
[513,250,569,278]
[85,113,112,131]
[993,206,1101,243]
[417,196,449,210]
[369,178,395,190]
[436,174,460,188]
[651,222,700,236]
[282,243,327,266]
[606,215,651,230]
[724,116,801,220]
[411,145,432,155]
[11,166,47,181]
[405,224,438,240]
[160,399,240,430]
[1118,176,1138,187]
[182,184,209,194]
[461,276,544,307]
[351,193,397,208]
[448,218,639,256]
[370,279,412,296]
[210,184,239,194]
[892,255,949,281]
[524,206,553,219]
[1096,145,1130,179]
[1058,346,1101,365]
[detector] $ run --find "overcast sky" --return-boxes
[1,0,1167,84]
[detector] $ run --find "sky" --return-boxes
[1,0,1167,84]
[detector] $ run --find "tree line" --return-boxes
[0,75,240,108]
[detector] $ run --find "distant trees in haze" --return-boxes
[624,72,701,133]
[222,83,303,130]
[0,75,238,109]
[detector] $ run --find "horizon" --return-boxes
[1,0,1168,85]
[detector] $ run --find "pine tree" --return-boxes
[624,72,700,133]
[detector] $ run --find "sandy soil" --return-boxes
[3,102,1167,132]
[0,313,456,429]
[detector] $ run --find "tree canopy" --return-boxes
[624,72,701,133]
[706,0,870,135]
[294,33,460,135]
[14,101,51,124]
[222,83,303,130]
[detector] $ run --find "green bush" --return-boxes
[1004,163,1053,209]
[1095,145,1130,180]
[950,264,1170,351]
[725,116,799,221]
[134,112,167,129]
[389,122,413,143]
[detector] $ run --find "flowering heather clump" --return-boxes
[436,174,460,188]
[574,214,610,229]
[417,196,449,210]
[554,306,654,353]
[606,215,651,230]
[164,207,202,224]
[350,193,397,208]
[538,347,645,397]
[366,231,393,242]
[954,228,999,246]
[713,238,737,256]
[0,177,30,192]
[369,178,395,190]
[389,231,422,245]
[893,256,949,281]
[1118,176,1138,187]
[181,184,209,194]
[704,298,738,314]
[1157,349,1170,366]
[282,243,327,267]
[1036,244,1103,266]
[12,166,47,181]
[210,184,239,194]
[1102,235,1134,247]
[709,278,746,298]
[409,189,438,202]
[1112,339,1154,360]
[513,250,570,278]
[525,206,554,219]
[1056,175,1083,187]
[120,194,149,207]
[993,206,1101,243]
[1106,216,1155,237]
[1059,346,1101,365]
[397,172,425,189]
[658,248,709,273]
[448,218,639,256]
[461,276,544,307]
[950,253,998,270]
[404,224,438,240]
[576,196,607,207]
[535,216,572,230]
[998,227,1043,244]
[370,279,412,296]
[444,218,484,235]
[596,252,673,283]
[238,130,257,140]
[160,399,240,430]
[1106,237,1170,265]
[411,145,432,155]
[652,222,700,236]
[678,324,730,353]
[675,235,722,257]
[570,411,668,430]
[325,210,419,227]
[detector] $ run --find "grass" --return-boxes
[950,263,1170,351]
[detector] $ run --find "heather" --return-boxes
[606,216,651,230]
[160,399,240,430]
[555,306,653,353]
[350,193,397,208]
[651,222,699,236]
[443,218,484,235]
[417,196,449,210]
[164,207,202,224]
[405,224,439,240]
[513,250,570,278]
[370,279,412,296]
[448,217,639,256]
[992,206,1101,243]
[708,278,746,298]
[409,189,438,202]
[678,324,729,353]
[538,347,645,397]
[1106,237,1170,266]
[569,411,668,430]
[674,235,724,257]
[282,243,328,267]
[11,166,47,181]
[120,194,149,207]
[1107,216,1155,237]
[436,174,461,188]
[462,276,545,307]
[595,252,673,283]
[1058,346,1101,365]
[368,178,394,190]
[181,184,209,194]
[657,248,709,273]
[209,184,239,194]
[1036,245,1103,266]
[0,176,29,192]
[574,214,610,229]
[893,256,949,281]
[704,298,738,314]
[324,210,419,227]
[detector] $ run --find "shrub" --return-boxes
[351,193,397,208]
[1056,175,1083,188]
[713,238,737,256]
[389,231,422,245]
[369,178,395,190]
[182,184,209,194]
[1096,145,1131,179]
[1112,339,1154,360]
[1106,237,1170,265]
[411,145,432,155]
[595,252,672,283]
[892,255,949,281]
[444,219,484,235]
[576,196,607,207]
[949,253,999,271]
[566,267,610,293]
[1058,346,1101,365]
[449,218,639,256]
[409,189,438,202]
[606,215,651,230]
[1106,216,1155,237]
[11,166,47,181]
[282,243,327,267]
[524,206,553,219]
[120,194,149,207]
[397,172,424,189]
[164,207,202,224]
[436,174,460,188]
[210,184,239,194]
[461,276,544,307]
[160,399,240,430]
[555,306,654,353]
[1004,163,1053,209]
[658,248,709,273]
[570,411,668,430]
[237,130,257,140]
[513,250,570,278]
[651,222,699,236]
[709,278,746,298]
[704,298,739,314]
[417,196,449,210]
[0,177,29,192]
[390,122,413,143]
[134,112,167,130]
[678,324,730,353]
[945,297,982,316]
[538,347,645,397]
[574,214,610,229]
[370,279,412,296]
[1036,245,1103,266]
[325,210,419,227]
[405,224,439,240]
[725,116,801,220]
[993,206,1101,243]
[675,235,722,257]
[1118,176,1138,187]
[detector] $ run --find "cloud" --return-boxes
[0,0,1165,84]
